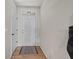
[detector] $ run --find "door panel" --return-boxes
[22,15,36,46]
[12,16,18,52]
[18,7,40,46]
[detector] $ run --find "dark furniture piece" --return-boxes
[67,26,73,59]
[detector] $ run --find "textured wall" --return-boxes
[5,0,16,59]
[40,0,73,59]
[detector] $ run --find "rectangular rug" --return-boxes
[20,46,38,55]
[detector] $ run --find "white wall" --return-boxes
[5,0,12,58]
[5,0,16,59]
[40,0,73,59]
[15,0,43,7]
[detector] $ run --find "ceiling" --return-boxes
[14,0,44,7]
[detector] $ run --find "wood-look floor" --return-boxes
[11,46,47,59]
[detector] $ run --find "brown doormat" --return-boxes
[20,46,38,55]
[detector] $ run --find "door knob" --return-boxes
[16,41,18,43]
[12,33,14,36]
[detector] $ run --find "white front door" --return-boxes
[22,15,36,46]
[18,8,36,46]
